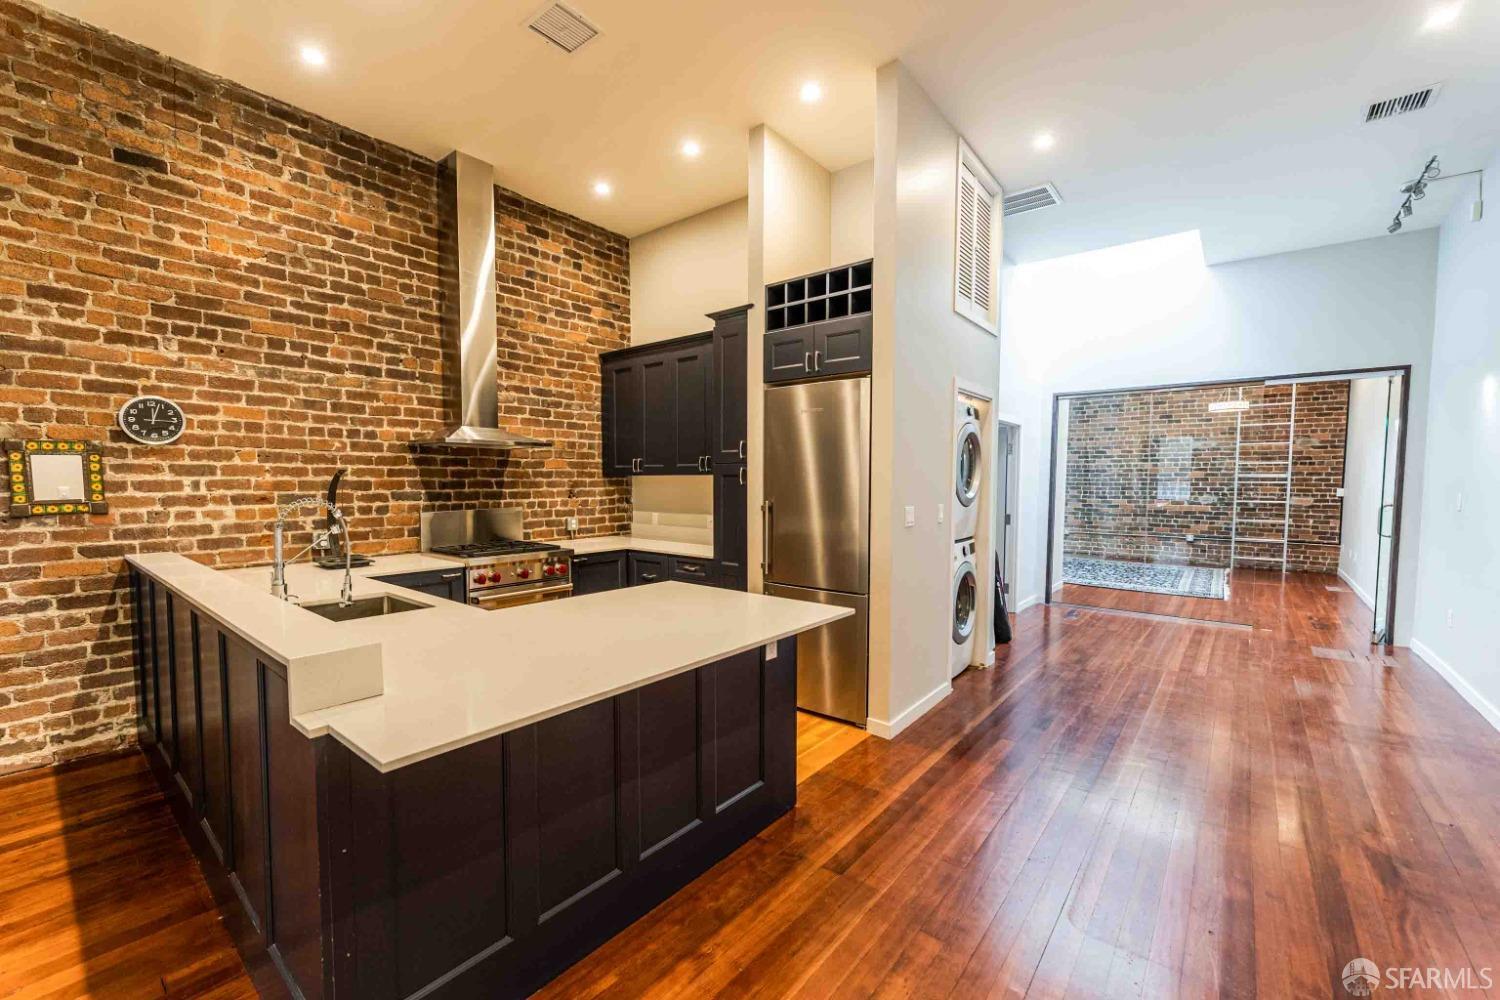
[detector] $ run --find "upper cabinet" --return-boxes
[602,331,716,476]
[763,261,873,385]
[709,306,749,466]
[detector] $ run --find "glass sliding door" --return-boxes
[1370,374,1405,644]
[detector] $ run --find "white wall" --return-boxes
[830,159,874,265]
[627,198,749,516]
[869,61,1002,736]
[1338,376,1393,609]
[630,199,747,346]
[1000,229,1438,642]
[1410,149,1500,730]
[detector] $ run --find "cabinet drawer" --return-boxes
[669,557,717,585]
[628,552,669,586]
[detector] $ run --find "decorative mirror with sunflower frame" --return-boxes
[6,440,107,517]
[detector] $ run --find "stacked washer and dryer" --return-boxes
[951,397,983,678]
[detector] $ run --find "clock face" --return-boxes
[118,396,185,445]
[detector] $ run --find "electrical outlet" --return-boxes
[1447,608,1455,628]
[904,505,915,528]
[1456,492,1464,513]
[1335,487,1345,498]
[566,516,578,532]
[937,503,945,524]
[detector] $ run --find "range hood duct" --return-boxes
[417,151,551,450]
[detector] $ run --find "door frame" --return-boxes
[1042,363,1412,644]
[994,416,1022,619]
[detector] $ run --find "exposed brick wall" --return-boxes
[1063,380,1348,574]
[0,0,630,774]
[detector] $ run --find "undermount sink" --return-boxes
[299,594,429,622]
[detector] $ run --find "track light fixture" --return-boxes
[1384,155,1487,234]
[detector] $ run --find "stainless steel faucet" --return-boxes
[270,497,355,606]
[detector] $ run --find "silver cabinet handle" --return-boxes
[440,572,462,579]
[738,466,745,486]
[738,439,745,459]
[804,352,811,373]
[640,573,658,581]
[814,350,821,371]
[679,563,702,573]
[761,500,773,575]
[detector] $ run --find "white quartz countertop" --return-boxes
[567,535,715,560]
[129,552,848,773]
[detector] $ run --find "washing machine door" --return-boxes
[955,421,981,508]
[952,560,977,643]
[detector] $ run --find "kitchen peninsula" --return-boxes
[126,552,848,999]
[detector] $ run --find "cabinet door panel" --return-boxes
[670,343,712,473]
[634,671,701,856]
[224,634,270,935]
[764,328,816,384]
[628,552,668,586]
[198,627,231,863]
[639,354,676,473]
[571,553,627,595]
[534,700,620,917]
[712,649,764,810]
[711,310,748,465]
[602,358,644,476]
[172,601,201,810]
[152,587,175,764]
[713,465,747,585]
[814,314,872,376]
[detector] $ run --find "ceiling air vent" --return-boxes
[527,3,599,53]
[1365,83,1441,123]
[1002,183,1062,218]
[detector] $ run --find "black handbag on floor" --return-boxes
[994,553,1012,645]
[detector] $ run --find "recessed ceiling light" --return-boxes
[592,180,612,197]
[299,44,328,68]
[680,139,702,159]
[799,80,823,103]
[1032,132,1056,152]
[1422,2,1462,30]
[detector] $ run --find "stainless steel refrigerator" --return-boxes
[762,377,870,725]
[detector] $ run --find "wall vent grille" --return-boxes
[1365,84,1441,123]
[527,3,599,53]
[1002,183,1062,217]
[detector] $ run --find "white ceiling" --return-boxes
[37,0,1500,262]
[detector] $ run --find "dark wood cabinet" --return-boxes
[764,314,872,384]
[602,333,714,476]
[628,551,668,586]
[669,342,714,473]
[571,552,627,595]
[669,555,717,586]
[129,564,798,1000]
[709,305,750,466]
[601,355,645,475]
[763,326,817,383]
[713,464,748,590]
[372,567,467,603]
[812,314,873,377]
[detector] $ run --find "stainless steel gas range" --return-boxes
[421,509,572,611]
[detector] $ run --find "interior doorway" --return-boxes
[1044,366,1409,639]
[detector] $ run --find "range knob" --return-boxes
[543,565,555,576]
[473,572,488,585]
[517,567,531,579]
[555,563,568,576]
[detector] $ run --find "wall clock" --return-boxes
[118,395,186,445]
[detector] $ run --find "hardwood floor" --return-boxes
[1055,566,1359,629]
[5,572,1498,998]
[0,752,255,999]
[796,712,869,785]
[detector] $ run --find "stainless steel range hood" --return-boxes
[416,151,551,451]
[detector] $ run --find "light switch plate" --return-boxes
[904,505,915,527]
[937,503,945,524]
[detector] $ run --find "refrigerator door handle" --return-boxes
[761,500,773,575]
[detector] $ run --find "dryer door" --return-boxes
[955,421,981,508]
[953,560,978,643]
